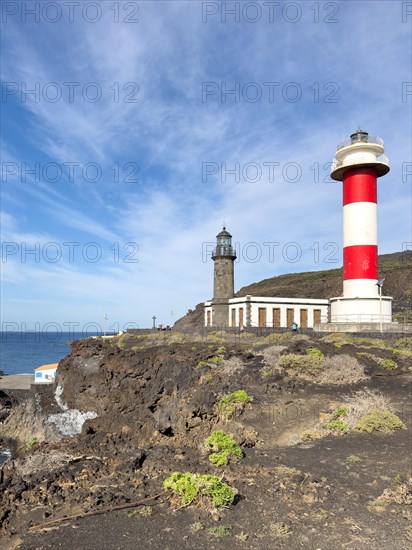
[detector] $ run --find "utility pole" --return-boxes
[103,314,108,336]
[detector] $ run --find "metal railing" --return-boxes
[331,154,389,172]
[329,313,392,323]
[212,245,236,258]
[336,135,384,151]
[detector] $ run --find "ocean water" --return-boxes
[0,331,101,375]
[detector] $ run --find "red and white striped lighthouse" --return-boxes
[329,129,393,324]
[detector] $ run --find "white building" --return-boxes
[34,363,58,384]
[204,296,329,329]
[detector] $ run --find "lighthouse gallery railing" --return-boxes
[336,135,384,151]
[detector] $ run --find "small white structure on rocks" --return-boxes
[34,363,58,384]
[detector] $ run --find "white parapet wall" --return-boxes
[329,296,392,323]
[316,321,412,333]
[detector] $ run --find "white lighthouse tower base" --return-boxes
[329,295,392,324]
[320,294,398,332]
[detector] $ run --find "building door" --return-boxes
[258,308,267,327]
[239,308,244,328]
[313,309,321,325]
[231,308,236,327]
[300,309,308,329]
[287,308,294,328]
[207,310,211,327]
[272,308,280,328]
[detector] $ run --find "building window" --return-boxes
[207,310,211,327]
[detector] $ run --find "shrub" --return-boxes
[346,455,363,464]
[218,390,253,417]
[390,348,412,359]
[306,347,324,358]
[139,506,153,516]
[208,525,232,538]
[324,406,348,430]
[270,522,290,537]
[205,431,242,466]
[394,337,412,351]
[318,355,366,385]
[262,345,287,363]
[263,332,312,344]
[378,478,412,505]
[163,472,235,507]
[127,505,153,517]
[357,353,398,370]
[355,409,406,434]
[327,420,347,431]
[351,337,386,348]
[274,465,301,476]
[118,333,132,349]
[335,407,348,417]
[342,388,393,429]
[367,499,386,511]
[321,334,385,349]
[190,521,204,532]
[131,346,144,352]
[240,332,256,339]
[300,429,323,441]
[321,333,347,344]
[26,437,38,450]
[303,390,406,441]
[381,359,397,370]
[278,353,324,375]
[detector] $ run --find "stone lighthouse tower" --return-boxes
[212,226,237,327]
[329,129,393,326]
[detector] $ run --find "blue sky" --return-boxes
[1,0,411,331]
